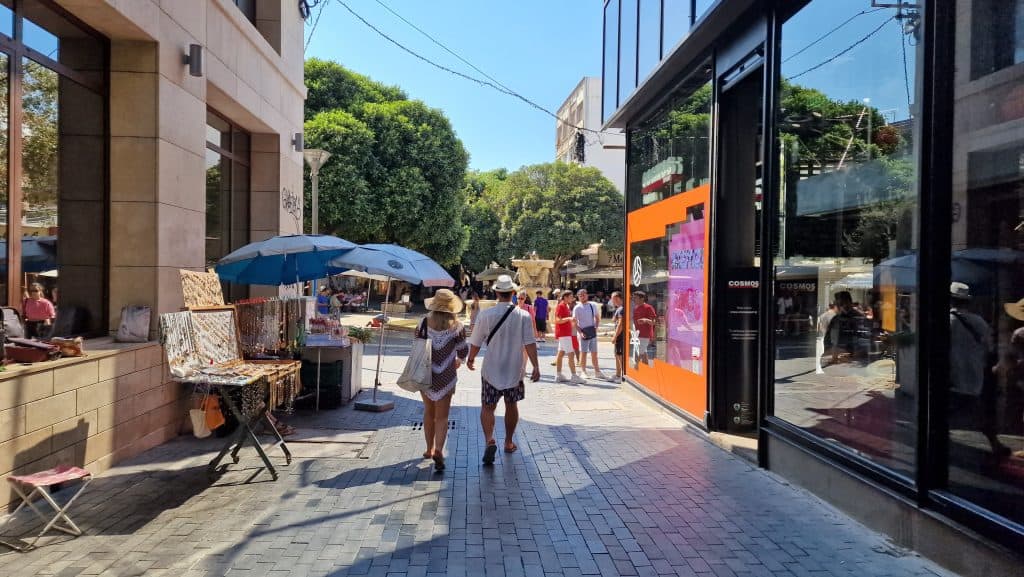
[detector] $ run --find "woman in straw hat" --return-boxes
[415,288,469,472]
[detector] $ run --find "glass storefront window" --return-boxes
[206,111,250,302]
[637,0,661,84]
[772,0,923,479]
[626,66,711,211]
[619,0,638,104]
[603,0,620,121]
[661,0,690,59]
[0,1,12,39]
[694,0,715,23]
[943,1,1024,526]
[969,0,1024,80]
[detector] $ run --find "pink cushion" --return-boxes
[8,465,91,487]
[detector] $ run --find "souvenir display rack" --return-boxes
[160,308,300,480]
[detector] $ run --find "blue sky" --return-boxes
[304,1,604,172]
[303,1,917,171]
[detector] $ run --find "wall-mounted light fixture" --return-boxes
[184,44,203,77]
[292,132,304,152]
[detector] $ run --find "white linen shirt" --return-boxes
[572,301,600,329]
[468,303,535,390]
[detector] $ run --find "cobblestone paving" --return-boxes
[0,339,954,577]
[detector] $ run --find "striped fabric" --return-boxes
[415,322,469,401]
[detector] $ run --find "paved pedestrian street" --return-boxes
[0,338,952,577]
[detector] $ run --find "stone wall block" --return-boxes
[0,371,54,411]
[99,351,138,382]
[54,361,99,395]
[77,379,117,415]
[25,392,77,433]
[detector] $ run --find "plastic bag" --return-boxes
[115,305,151,343]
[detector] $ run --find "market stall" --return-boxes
[160,307,300,480]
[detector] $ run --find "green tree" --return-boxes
[496,162,623,282]
[460,169,508,273]
[303,60,470,266]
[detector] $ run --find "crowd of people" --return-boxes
[315,286,367,316]
[408,276,629,472]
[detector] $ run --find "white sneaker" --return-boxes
[556,373,570,383]
[594,370,608,380]
[571,374,587,384]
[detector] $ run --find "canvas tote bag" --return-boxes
[397,320,433,392]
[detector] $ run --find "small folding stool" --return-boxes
[1,465,92,551]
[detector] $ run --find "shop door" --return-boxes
[711,57,764,434]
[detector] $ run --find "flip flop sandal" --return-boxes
[482,444,498,465]
[504,443,518,454]
[433,454,446,472]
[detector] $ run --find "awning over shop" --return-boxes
[575,266,623,280]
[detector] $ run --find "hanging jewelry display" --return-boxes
[160,311,199,377]
[180,269,226,308]
[190,308,241,363]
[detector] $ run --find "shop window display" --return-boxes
[940,1,1024,527]
[771,0,923,480]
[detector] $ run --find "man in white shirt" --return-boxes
[467,275,541,465]
[573,289,607,380]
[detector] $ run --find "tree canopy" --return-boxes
[468,162,623,278]
[303,59,469,266]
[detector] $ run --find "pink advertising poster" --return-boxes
[666,219,705,374]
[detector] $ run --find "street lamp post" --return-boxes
[303,148,331,295]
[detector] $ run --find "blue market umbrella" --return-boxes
[327,244,455,287]
[0,236,58,274]
[215,234,357,286]
[326,244,454,409]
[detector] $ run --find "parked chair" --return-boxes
[0,465,92,551]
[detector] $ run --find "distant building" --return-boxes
[555,77,625,193]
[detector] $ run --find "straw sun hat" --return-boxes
[491,274,519,293]
[425,288,464,314]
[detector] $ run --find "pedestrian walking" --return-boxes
[554,291,585,384]
[633,291,656,366]
[415,289,469,472]
[948,282,1010,461]
[534,290,549,341]
[466,275,541,465]
[574,288,607,380]
[611,291,624,381]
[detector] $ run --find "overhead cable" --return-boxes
[788,16,895,81]
[782,8,885,64]
[333,0,613,138]
[305,0,328,51]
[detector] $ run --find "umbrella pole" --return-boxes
[373,277,391,401]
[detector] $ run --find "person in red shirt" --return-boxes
[553,291,585,384]
[633,291,657,366]
[23,282,56,339]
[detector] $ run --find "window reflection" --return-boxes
[603,0,620,121]
[772,0,922,479]
[944,0,1024,526]
[626,68,711,211]
[619,0,638,104]
[638,0,661,84]
[661,0,690,58]
[206,112,250,302]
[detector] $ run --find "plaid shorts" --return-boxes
[481,378,525,406]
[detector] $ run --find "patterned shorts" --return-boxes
[481,378,525,406]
